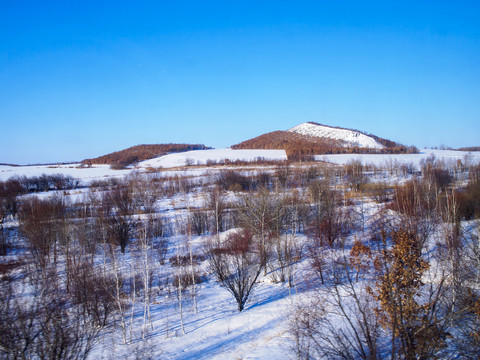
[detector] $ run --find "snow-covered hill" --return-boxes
[287,122,385,149]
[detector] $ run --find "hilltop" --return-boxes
[232,122,417,160]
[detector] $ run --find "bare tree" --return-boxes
[173,232,186,335]
[237,187,283,275]
[138,216,157,338]
[0,180,23,256]
[129,173,161,214]
[102,182,137,253]
[206,186,227,234]
[96,226,131,345]
[308,179,353,247]
[294,238,383,360]
[344,159,368,192]
[207,229,263,311]
[18,196,67,272]
[389,179,439,247]
[0,263,102,359]
[189,208,209,236]
[269,192,305,287]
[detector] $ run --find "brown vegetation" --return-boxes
[232,129,418,161]
[83,143,210,168]
[457,146,480,152]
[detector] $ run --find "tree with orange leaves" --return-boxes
[373,230,447,360]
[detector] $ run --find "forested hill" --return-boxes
[83,144,210,168]
[232,123,418,160]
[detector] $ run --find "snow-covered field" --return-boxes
[1,149,479,188]
[0,163,131,183]
[318,148,480,168]
[0,149,287,183]
[138,149,287,169]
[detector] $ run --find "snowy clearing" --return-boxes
[137,149,287,169]
[318,148,480,168]
[0,163,131,183]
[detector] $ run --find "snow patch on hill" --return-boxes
[288,122,385,149]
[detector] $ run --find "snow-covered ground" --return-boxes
[288,122,385,149]
[3,147,480,359]
[0,149,287,183]
[85,229,313,360]
[138,149,287,169]
[318,148,480,168]
[132,277,297,360]
[0,163,131,183]
[2,149,479,186]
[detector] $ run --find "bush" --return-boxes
[216,171,255,191]
[172,273,203,288]
[169,254,205,267]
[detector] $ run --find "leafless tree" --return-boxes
[0,263,102,359]
[101,182,138,253]
[206,186,228,234]
[137,216,157,338]
[189,208,209,236]
[129,173,161,214]
[207,229,263,311]
[268,192,305,287]
[344,159,368,192]
[290,236,383,360]
[18,196,67,272]
[0,180,23,254]
[237,187,283,275]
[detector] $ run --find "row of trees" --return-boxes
[12,173,80,192]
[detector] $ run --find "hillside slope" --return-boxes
[233,122,415,159]
[288,122,385,149]
[83,144,210,168]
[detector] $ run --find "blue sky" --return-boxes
[1,1,479,164]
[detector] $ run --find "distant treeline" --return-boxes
[1,174,80,220]
[83,144,211,168]
[458,146,480,152]
[232,130,418,161]
[5,174,80,193]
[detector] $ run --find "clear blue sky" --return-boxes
[1,1,479,164]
